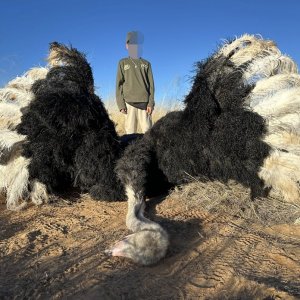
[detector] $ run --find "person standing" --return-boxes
[116,31,155,134]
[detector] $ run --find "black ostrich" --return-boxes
[16,42,126,201]
[109,34,300,265]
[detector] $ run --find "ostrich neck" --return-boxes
[125,185,160,232]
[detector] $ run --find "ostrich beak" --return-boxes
[105,235,133,258]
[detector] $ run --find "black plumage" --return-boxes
[116,52,270,197]
[17,42,125,200]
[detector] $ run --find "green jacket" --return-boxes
[116,57,155,111]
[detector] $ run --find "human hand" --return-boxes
[120,108,127,114]
[146,106,153,115]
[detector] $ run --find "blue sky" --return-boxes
[1,0,300,105]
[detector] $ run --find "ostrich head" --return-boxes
[106,227,169,266]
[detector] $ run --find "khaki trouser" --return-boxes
[125,104,152,134]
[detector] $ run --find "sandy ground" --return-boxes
[1,187,300,300]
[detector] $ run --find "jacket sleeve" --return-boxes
[116,61,126,111]
[147,63,155,108]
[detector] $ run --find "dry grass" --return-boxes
[168,176,300,226]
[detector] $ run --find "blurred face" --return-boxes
[126,43,143,59]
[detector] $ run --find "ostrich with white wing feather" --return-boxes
[112,34,300,265]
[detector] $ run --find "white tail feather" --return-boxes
[24,67,48,81]
[0,103,22,130]
[253,87,300,119]
[30,180,49,205]
[264,131,300,155]
[0,129,25,154]
[7,67,48,90]
[259,150,300,203]
[247,73,300,107]
[266,113,300,135]
[0,102,20,118]
[219,34,280,66]
[0,87,34,108]
[244,54,298,85]
[0,155,30,210]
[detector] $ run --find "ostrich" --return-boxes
[15,42,127,203]
[109,34,300,265]
[1,42,128,210]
